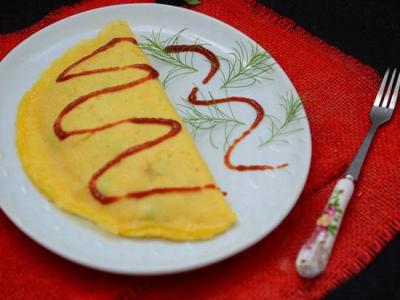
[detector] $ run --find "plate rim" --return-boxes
[0,3,312,275]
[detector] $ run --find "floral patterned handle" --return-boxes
[295,177,354,278]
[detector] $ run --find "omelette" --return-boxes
[16,21,236,241]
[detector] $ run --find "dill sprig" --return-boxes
[161,67,196,87]
[184,0,201,5]
[140,29,198,87]
[177,91,244,149]
[220,41,274,89]
[259,93,304,147]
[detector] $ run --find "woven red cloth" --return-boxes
[1,0,399,299]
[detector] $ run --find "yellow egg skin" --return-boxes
[16,21,236,241]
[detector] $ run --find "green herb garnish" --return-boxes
[259,93,304,147]
[140,29,199,87]
[177,90,244,149]
[184,0,201,5]
[220,41,274,89]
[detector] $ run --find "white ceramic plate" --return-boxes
[0,4,311,275]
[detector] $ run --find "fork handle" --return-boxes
[295,177,354,278]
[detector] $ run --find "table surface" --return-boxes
[1,1,399,299]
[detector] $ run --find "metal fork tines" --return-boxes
[373,68,400,112]
[347,68,400,181]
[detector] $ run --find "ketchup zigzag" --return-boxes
[54,38,281,204]
[54,38,217,204]
[165,45,276,172]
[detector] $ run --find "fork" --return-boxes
[296,68,400,278]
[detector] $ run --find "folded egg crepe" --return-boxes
[16,21,236,241]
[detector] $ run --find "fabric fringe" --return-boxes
[0,0,154,60]
[0,0,382,85]
[0,1,397,299]
[317,217,400,299]
[232,1,396,297]
[238,0,380,83]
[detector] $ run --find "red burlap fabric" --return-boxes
[1,0,399,299]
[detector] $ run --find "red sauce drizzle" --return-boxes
[54,37,219,204]
[167,44,281,171]
[164,45,220,84]
[189,87,273,171]
[276,163,289,169]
